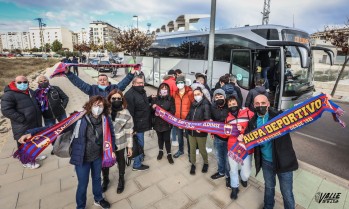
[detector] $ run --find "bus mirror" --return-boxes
[296,46,310,68]
[310,46,335,66]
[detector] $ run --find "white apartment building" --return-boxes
[0,32,31,51]
[76,28,90,44]
[0,37,3,52]
[29,26,75,51]
[89,21,119,46]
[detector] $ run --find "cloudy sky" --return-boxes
[0,0,348,34]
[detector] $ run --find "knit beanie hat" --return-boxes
[213,88,226,98]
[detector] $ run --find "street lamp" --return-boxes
[133,15,138,29]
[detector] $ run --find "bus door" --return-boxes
[230,49,253,106]
[153,57,161,87]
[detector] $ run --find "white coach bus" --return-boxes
[124,24,333,110]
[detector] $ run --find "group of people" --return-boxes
[1,64,299,209]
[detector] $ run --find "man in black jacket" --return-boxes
[246,94,297,209]
[124,75,151,171]
[35,75,69,127]
[1,75,43,169]
[245,78,269,111]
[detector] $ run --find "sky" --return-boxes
[0,0,348,34]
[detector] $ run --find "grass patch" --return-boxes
[0,58,58,92]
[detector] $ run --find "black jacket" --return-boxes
[210,102,229,140]
[1,87,42,140]
[246,108,298,176]
[152,95,175,132]
[245,86,269,111]
[125,86,151,132]
[36,86,69,119]
[186,98,211,137]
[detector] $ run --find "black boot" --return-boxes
[230,187,239,200]
[240,179,248,187]
[117,174,125,194]
[102,168,110,193]
[157,150,163,160]
[167,154,174,164]
[190,164,196,175]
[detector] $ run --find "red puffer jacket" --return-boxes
[226,108,255,155]
[173,86,194,119]
[162,76,178,97]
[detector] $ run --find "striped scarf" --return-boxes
[36,85,51,112]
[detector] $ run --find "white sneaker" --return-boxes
[206,148,213,153]
[23,163,40,169]
[172,141,179,147]
[36,155,47,161]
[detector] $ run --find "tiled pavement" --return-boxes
[0,63,348,209]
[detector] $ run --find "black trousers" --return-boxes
[156,130,171,154]
[73,67,79,76]
[102,148,126,179]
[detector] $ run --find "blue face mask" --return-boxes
[98,85,107,90]
[16,83,28,91]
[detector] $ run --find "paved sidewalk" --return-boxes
[0,64,348,209]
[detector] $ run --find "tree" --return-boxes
[89,41,99,52]
[104,41,122,53]
[113,28,155,57]
[51,40,63,52]
[44,43,51,52]
[324,18,349,96]
[74,42,91,54]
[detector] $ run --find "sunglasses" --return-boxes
[16,81,28,84]
[111,97,122,101]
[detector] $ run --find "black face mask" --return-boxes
[255,106,268,115]
[215,99,225,106]
[228,106,239,115]
[39,82,49,89]
[133,85,144,92]
[111,100,123,110]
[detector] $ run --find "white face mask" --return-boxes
[92,106,104,116]
[177,83,185,89]
[194,95,203,102]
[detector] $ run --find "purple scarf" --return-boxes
[36,85,51,112]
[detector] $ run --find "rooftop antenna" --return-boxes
[261,0,271,25]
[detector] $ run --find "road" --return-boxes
[291,102,349,180]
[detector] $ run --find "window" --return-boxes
[214,34,263,62]
[232,50,251,89]
[251,29,279,40]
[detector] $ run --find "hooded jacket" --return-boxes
[35,86,69,119]
[1,83,42,140]
[173,85,194,120]
[225,107,254,154]
[186,97,211,137]
[245,108,298,175]
[245,86,269,111]
[221,83,238,101]
[162,75,178,97]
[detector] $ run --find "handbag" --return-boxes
[125,134,144,166]
[53,120,81,158]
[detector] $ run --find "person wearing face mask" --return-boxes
[186,87,211,175]
[172,75,194,159]
[1,75,43,169]
[209,89,231,187]
[64,63,136,98]
[20,96,116,209]
[124,75,151,171]
[35,75,69,128]
[151,83,176,164]
[162,70,178,97]
[101,90,134,194]
[245,94,298,209]
[224,95,254,200]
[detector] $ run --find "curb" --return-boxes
[331,98,349,105]
[298,160,349,190]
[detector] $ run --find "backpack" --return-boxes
[53,120,81,158]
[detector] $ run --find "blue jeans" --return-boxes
[214,137,229,177]
[262,159,295,209]
[172,126,185,152]
[44,113,67,127]
[75,157,103,209]
[133,132,144,169]
[262,67,270,90]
